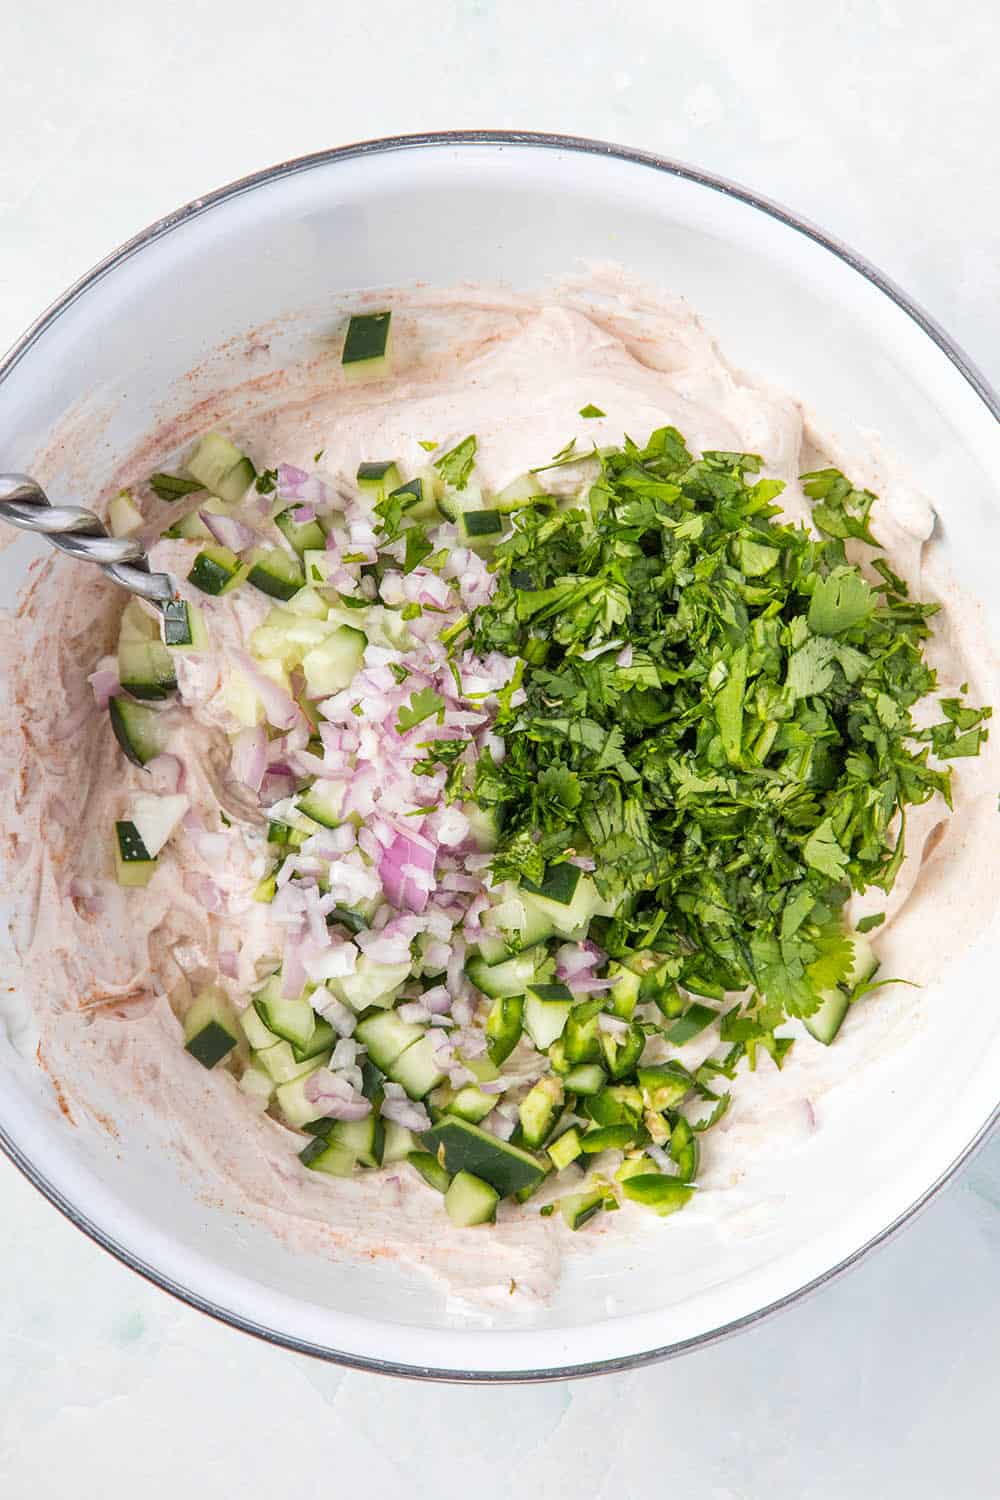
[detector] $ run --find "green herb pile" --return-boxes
[460,427,989,1048]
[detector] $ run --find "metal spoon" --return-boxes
[0,473,174,604]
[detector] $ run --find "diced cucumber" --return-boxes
[253,987,316,1050]
[188,545,247,596]
[563,1063,607,1095]
[560,1184,606,1231]
[457,509,504,552]
[580,1122,639,1154]
[547,1126,583,1171]
[183,989,239,1069]
[128,792,187,857]
[356,460,402,495]
[804,989,850,1046]
[485,995,524,1066]
[445,1084,496,1125]
[388,475,439,521]
[436,481,482,524]
[113,820,156,887]
[387,1034,447,1100]
[298,1137,356,1176]
[522,863,581,906]
[109,490,143,537]
[161,599,208,651]
[275,1065,329,1128]
[474,931,510,966]
[637,1062,693,1112]
[408,1150,451,1194]
[296,781,345,829]
[239,1001,278,1052]
[334,957,412,1013]
[588,1084,643,1127]
[118,639,177,700]
[804,934,878,1045]
[520,872,614,940]
[328,1115,381,1168]
[342,311,392,379]
[464,803,500,854]
[518,1075,564,1149]
[421,1117,545,1198]
[495,472,544,513]
[187,433,256,502]
[109,698,167,768]
[119,598,160,644]
[563,999,603,1064]
[239,1061,275,1108]
[522,983,574,1051]
[598,1022,644,1080]
[669,1117,700,1182]
[381,1120,418,1164]
[259,1041,331,1085]
[302,624,367,699]
[607,962,641,1020]
[519,897,556,949]
[275,507,326,555]
[620,1173,695,1217]
[355,1010,424,1071]
[465,952,537,1001]
[445,1170,499,1227]
[246,546,305,601]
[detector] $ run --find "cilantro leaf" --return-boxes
[434,435,477,490]
[403,525,434,574]
[149,472,203,502]
[808,566,875,635]
[396,686,445,733]
[579,403,606,419]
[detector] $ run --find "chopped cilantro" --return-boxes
[579,404,606,419]
[466,430,989,1028]
[434,435,477,490]
[418,439,439,452]
[397,686,446,733]
[255,468,278,495]
[148,472,203,502]
[403,525,434,574]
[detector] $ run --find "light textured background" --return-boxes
[2,3,998,1496]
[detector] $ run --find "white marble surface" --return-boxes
[2,2,998,1494]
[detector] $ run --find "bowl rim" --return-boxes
[1,129,997,1383]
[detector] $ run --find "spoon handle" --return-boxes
[0,473,174,604]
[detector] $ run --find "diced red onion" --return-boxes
[316,989,356,1037]
[422,939,453,973]
[200,510,259,553]
[182,872,224,912]
[217,949,239,979]
[88,662,120,709]
[146,753,185,795]
[567,855,596,872]
[597,1012,629,1035]
[280,937,308,999]
[231,725,268,793]
[616,644,634,668]
[421,985,452,1015]
[232,650,301,731]
[380,1094,431,1131]
[645,1143,673,1172]
[303,1073,371,1121]
[302,941,359,983]
[397,1001,431,1024]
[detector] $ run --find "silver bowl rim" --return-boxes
[1,129,997,1384]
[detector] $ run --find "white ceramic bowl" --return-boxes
[1,133,998,1381]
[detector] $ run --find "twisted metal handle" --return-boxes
[0,473,175,604]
